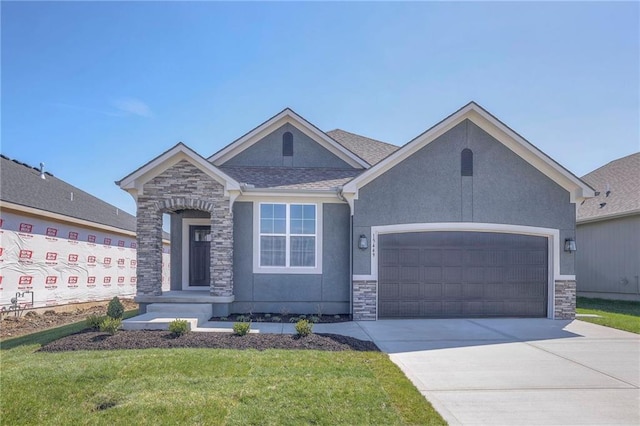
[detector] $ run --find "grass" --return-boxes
[0,318,445,425]
[0,309,139,350]
[576,297,640,334]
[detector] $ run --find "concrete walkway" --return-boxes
[195,318,639,425]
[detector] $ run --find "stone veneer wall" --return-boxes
[353,280,377,320]
[136,160,233,297]
[554,280,576,320]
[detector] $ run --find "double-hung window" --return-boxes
[257,203,320,272]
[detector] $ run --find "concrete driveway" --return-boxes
[357,319,640,426]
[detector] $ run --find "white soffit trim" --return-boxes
[342,102,595,201]
[118,143,241,195]
[577,209,640,225]
[208,108,369,169]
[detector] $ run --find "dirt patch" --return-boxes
[0,300,138,340]
[40,330,379,352]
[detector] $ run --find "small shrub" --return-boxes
[25,311,39,318]
[168,319,189,337]
[107,297,125,319]
[295,319,313,336]
[309,316,320,323]
[233,322,251,336]
[315,303,324,318]
[236,315,249,322]
[289,317,299,323]
[220,316,228,321]
[256,317,264,322]
[86,314,102,330]
[271,316,281,322]
[264,313,272,318]
[299,314,307,319]
[100,317,122,335]
[333,314,341,319]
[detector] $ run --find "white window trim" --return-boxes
[253,202,323,274]
[181,218,211,290]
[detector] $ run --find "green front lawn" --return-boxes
[1,324,445,425]
[576,297,640,334]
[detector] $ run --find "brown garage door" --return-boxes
[378,231,548,318]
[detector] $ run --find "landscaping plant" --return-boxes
[168,319,189,337]
[233,322,250,336]
[85,314,102,330]
[107,297,125,319]
[295,319,313,336]
[99,317,122,335]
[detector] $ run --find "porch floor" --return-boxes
[135,290,221,304]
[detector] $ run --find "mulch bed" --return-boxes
[39,330,380,352]
[211,313,351,323]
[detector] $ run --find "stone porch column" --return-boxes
[136,204,164,296]
[210,206,233,297]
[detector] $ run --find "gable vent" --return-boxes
[283,132,293,157]
[461,148,473,176]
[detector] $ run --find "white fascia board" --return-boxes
[118,144,241,195]
[343,103,595,201]
[208,109,369,169]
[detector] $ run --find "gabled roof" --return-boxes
[577,152,640,223]
[117,142,241,198]
[208,108,370,169]
[1,155,137,233]
[326,129,399,165]
[342,101,596,203]
[219,166,361,191]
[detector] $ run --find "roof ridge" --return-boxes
[327,128,398,148]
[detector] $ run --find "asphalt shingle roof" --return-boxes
[1,155,137,232]
[219,166,362,190]
[577,152,640,222]
[326,129,399,165]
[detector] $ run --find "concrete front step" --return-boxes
[146,303,212,316]
[122,303,212,331]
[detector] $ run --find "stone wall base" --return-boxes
[554,280,576,319]
[353,280,377,320]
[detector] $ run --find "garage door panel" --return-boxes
[400,266,420,282]
[379,231,548,318]
[422,250,442,266]
[443,267,463,282]
[423,267,443,283]
[423,283,443,298]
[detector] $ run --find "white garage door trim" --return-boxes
[353,223,574,320]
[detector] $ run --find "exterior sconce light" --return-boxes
[564,238,576,253]
[358,234,368,250]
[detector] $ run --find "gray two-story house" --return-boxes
[117,102,594,323]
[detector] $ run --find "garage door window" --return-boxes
[259,203,316,268]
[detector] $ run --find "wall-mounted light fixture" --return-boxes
[564,238,577,253]
[358,234,368,250]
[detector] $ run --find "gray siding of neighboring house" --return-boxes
[353,119,576,275]
[221,123,356,169]
[576,215,640,301]
[169,210,210,291]
[231,201,351,314]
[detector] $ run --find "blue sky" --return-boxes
[2,1,638,216]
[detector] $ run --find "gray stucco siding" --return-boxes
[230,201,350,314]
[353,119,576,276]
[222,123,356,169]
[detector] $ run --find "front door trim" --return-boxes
[181,218,211,290]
